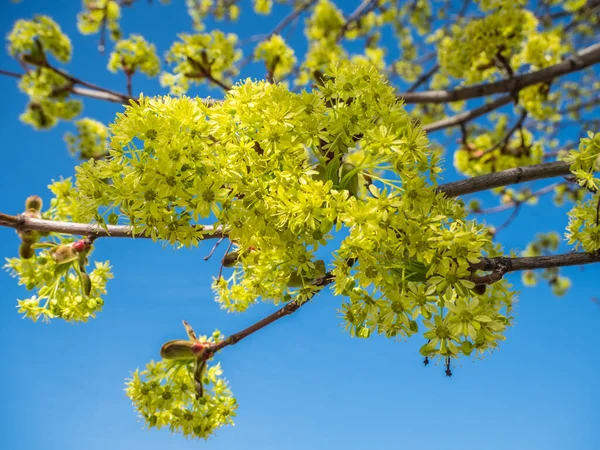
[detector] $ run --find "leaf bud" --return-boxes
[25,195,43,212]
[51,244,78,265]
[81,272,92,296]
[19,242,35,259]
[160,340,196,360]
[340,162,359,197]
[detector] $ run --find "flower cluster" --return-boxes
[160,31,241,95]
[64,118,110,160]
[521,232,571,296]
[454,116,544,177]
[566,133,600,252]
[107,34,161,77]
[439,2,567,84]
[75,63,515,361]
[3,179,113,322]
[254,35,297,81]
[125,330,236,439]
[77,0,122,44]
[7,15,72,63]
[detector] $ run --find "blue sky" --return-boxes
[0,1,598,449]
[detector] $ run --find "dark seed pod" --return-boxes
[472,284,487,295]
[221,250,240,267]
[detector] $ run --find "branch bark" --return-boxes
[0,161,576,238]
[0,212,224,240]
[437,161,571,197]
[208,273,335,354]
[422,95,513,133]
[400,42,600,104]
[470,251,600,285]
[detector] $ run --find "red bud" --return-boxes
[72,240,89,252]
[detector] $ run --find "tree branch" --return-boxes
[437,161,571,197]
[422,95,513,133]
[336,0,377,42]
[475,182,561,214]
[237,0,318,70]
[470,251,600,285]
[0,212,225,240]
[209,273,335,354]
[399,42,600,104]
[0,67,131,104]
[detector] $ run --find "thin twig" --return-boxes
[406,64,439,93]
[237,0,318,70]
[474,182,561,214]
[422,95,513,133]
[480,109,528,157]
[336,0,377,42]
[209,269,336,354]
[204,237,225,261]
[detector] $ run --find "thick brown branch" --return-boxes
[472,251,600,278]
[437,161,571,197]
[0,212,225,240]
[399,43,600,104]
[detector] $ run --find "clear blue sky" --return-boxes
[0,2,598,449]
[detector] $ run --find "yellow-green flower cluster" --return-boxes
[77,0,122,43]
[17,68,82,130]
[305,0,344,41]
[160,31,241,95]
[126,331,236,439]
[254,35,296,80]
[107,34,161,77]
[8,15,72,63]
[253,0,273,15]
[64,118,110,160]
[454,116,544,177]
[521,232,571,296]
[297,0,347,85]
[439,2,566,85]
[565,132,600,252]
[75,63,514,360]
[185,0,241,31]
[565,131,600,191]
[3,179,113,322]
[5,255,112,322]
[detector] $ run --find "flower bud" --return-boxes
[72,239,91,253]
